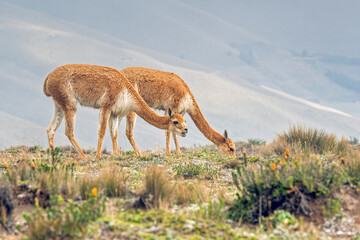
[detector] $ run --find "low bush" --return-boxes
[228,157,346,223]
[23,194,106,240]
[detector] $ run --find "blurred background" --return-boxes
[1,0,360,151]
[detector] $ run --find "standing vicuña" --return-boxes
[43,64,188,159]
[120,67,236,157]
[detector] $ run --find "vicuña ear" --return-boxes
[168,108,173,118]
[224,130,228,142]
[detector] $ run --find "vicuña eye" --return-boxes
[173,121,179,124]
[230,148,234,152]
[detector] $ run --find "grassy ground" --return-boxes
[0,126,360,239]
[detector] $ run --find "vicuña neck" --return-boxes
[187,98,224,145]
[131,90,170,130]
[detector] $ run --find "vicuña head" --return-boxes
[43,64,188,160]
[167,108,188,137]
[217,130,236,157]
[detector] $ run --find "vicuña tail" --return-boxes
[43,75,51,97]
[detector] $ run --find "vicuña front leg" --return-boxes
[109,114,121,156]
[64,109,86,159]
[125,112,141,156]
[96,107,111,160]
[166,130,171,156]
[172,132,181,156]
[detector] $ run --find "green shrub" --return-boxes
[23,194,106,239]
[228,157,346,223]
[265,210,299,230]
[47,147,63,166]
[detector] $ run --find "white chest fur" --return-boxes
[111,90,134,116]
[178,94,193,114]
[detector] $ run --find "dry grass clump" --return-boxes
[35,167,77,198]
[343,148,360,187]
[140,165,174,209]
[98,167,129,198]
[270,124,348,155]
[77,175,98,200]
[175,180,209,204]
[135,166,211,208]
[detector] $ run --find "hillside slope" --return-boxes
[0,1,359,151]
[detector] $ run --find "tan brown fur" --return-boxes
[43,64,187,160]
[121,67,236,157]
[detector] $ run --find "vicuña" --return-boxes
[120,67,236,157]
[43,64,188,159]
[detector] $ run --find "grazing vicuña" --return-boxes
[43,64,188,159]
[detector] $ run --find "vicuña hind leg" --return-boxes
[125,112,141,156]
[172,132,181,156]
[166,130,171,156]
[47,101,64,149]
[64,109,85,159]
[96,107,111,160]
[109,113,121,156]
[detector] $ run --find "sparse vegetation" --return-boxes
[0,125,360,239]
[348,136,359,145]
[173,162,218,179]
[23,194,106,239]
[275,124,348,155]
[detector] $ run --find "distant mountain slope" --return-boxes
[0,1,359,151]
[0,111,69,149]
[10,0,360,116]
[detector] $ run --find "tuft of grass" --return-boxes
[196,198,227,222]
[77,175,98,200]
[343,149,360,187]
[98,167,129,198]
[274,124,348,155]
[174,180,209,204]
[35,165,76,199]
[141,166,174,209]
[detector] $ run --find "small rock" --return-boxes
[184,219,196,230]
[17,193,27,199]
[145,226,162,233]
